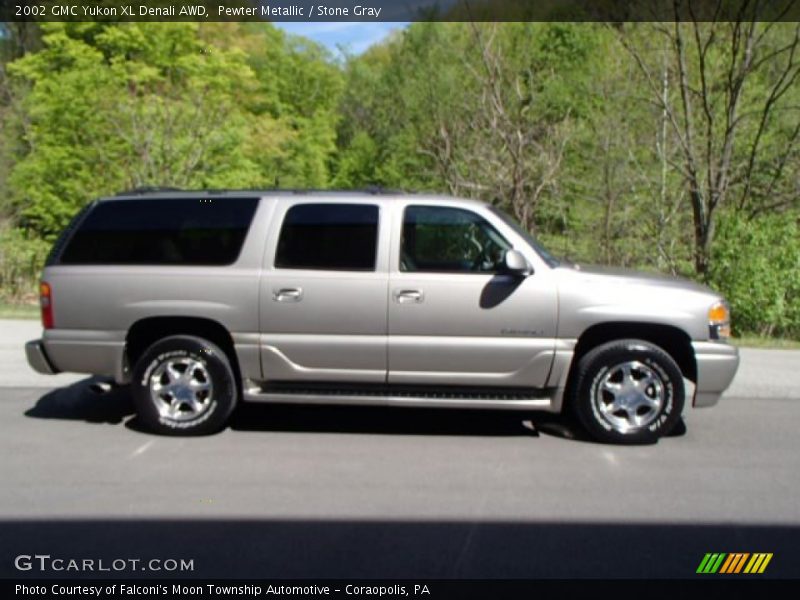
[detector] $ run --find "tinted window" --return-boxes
[275,204,379,271]
[401,205,511,273]
[46,202,95,266]
[59,197,258,265]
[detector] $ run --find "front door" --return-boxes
[388,204,557,388]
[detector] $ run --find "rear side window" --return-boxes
[275,203,379,271]
[59,197,258,266]
[45,202,95,266]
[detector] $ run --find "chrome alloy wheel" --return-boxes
[149,358,213,422]
[593,360,665,433]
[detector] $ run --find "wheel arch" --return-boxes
[125,316,242,384]
[570,322,697,384]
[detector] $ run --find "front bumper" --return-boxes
[692,341,740,407]
[25,339,60,375]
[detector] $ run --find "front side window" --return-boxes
[275,203,379,271]
[401,205,511,273]
[489,205,559,267]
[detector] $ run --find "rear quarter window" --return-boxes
[58,197,259,266]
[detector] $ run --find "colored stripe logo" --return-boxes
[697,553,773,574]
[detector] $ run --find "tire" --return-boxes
[131,335,238,435]
[569,339,684,445]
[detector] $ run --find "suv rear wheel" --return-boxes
[570,339,684,444]
[131,335,238,435]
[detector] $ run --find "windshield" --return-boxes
[489,206,560,268]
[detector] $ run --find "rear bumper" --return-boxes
[692,341,740,407]
[25,340,60,375]
[27,330,128,383]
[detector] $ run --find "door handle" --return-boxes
[394,289,424,304]
[273,287,303,302]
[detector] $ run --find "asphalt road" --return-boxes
[1,319,799,579]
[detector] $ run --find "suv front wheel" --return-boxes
[131,335,238,435]
[570,339,685,444]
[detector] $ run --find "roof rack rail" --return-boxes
[198,185,408,195]
[362,185,406,195]
[113,187,410,196]
[115,186,182,196]
[282,187,406,195]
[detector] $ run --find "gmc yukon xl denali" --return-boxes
[25,189,739,443]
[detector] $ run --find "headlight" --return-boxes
[708,301,731,340]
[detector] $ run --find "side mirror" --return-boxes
[503,249,532,276]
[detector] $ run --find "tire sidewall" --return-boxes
[575,341,684,444]
[132,336,237,435]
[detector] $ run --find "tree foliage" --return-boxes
[3,22,343,238]
[617,19,800,280]
[1,20,798,337]
[710,214,800,337]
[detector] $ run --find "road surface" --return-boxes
[1,319,798,578]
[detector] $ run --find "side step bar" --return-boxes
[243,383,555,411]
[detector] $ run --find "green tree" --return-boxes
[4,22,345,239]
[617,17,800,280]
[710,214,800,337]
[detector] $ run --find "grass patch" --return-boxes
[731,335,800,350]
[0,302,39,320]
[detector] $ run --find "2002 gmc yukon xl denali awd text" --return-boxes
[25,189,739,444]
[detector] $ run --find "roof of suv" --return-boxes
[103,188,488,208]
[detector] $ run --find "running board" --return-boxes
[243,383,555,411]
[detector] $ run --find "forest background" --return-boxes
[1,18,798,339]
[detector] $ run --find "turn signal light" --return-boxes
[708,302,729,324]
[708,301,730,340]
[40,281,54,329]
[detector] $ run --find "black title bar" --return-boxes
[3,0,800,22]
[6,579,800,600]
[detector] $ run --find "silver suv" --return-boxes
[25,190,739,443]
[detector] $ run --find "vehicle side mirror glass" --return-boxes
[503,249,531,276]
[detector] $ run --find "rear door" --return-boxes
[259,200,389,383]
